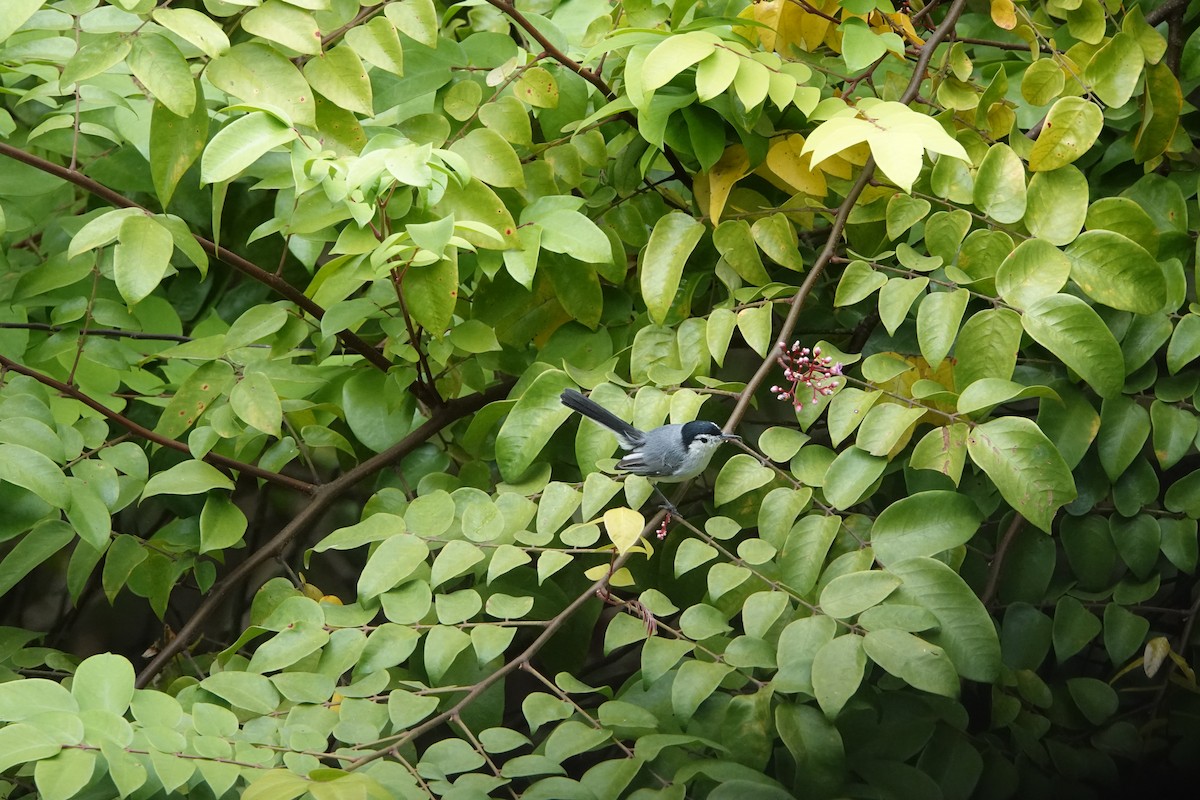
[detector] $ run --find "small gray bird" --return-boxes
[560,389,739,483]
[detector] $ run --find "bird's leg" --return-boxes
[651,484,678,516]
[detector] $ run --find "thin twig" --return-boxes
[134,381,513,688]
[0,353,318,495]
[724,0,971,433]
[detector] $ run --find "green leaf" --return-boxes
[862,629,960,697]
[0,0,43,44]
[641,212,704,325]
[887,557,1001,682]
[0,723,60,774]
[819,571,901,619]
[973,144,1026,224]
[812,634,865,717]
[1024,165,1088,246]
[344,15,404,76]
[823,447,886,510]
[995,238,1071,310]
[248,621,330,673]
[1021,58,1065,105]
[61,34,132,86]
[102,535,147,603]
[671,660,733,724]
[449,128,524,188]
[776,615,837,694]
[1103,603,1150,665]
[539,210,612,264]
[430,540,486,587]
[714,454,775,506]
[0,443,66,507]
[954,308,1022,389]
[152,7,230,58]
[916,288,969,368]
[714,219,770,284]
[67,479,111,551]
[200,493,249,554]
[200,671,281,715]
[201,112,298,184]
[0,521,75,598]
[1022,294,1124,398]
[966,416,1076,531]
[841,19,888,72]
[385,0,438,48]
[207,42,315,126]
[1168,314,1200,374]
[779,514,841,595]
[129,32,196,117]
[855,403,925,457]
[496,370,574,482]
[243,1,320,54]
[142,460,234,500]
[1065,231,1165,313]
[151,83,210,210]
[304,45,373,116]
[885,194,931,241]
[643,31,719,91]
[403,257,458,334]
[835,261,887,306]
[1151,400,1197,469]
[114,215,174,307]
[388,691,439,729]
[957,379,1058,416]
[72,653,135,714]
[1099,393,1152,482]
[35,749,96,800]
[871,491,982,565]
[878,277,928,335]
[230,371,283,437]
[1052,595,1101,661]
[357,534,429,601]
[1083,32,1143,107]
[425,625,472,682]
[1028,97,1103,172]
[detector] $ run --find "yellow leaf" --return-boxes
[990,0,1018,30]
[801,0,841,52]
[704,145,751,224]
[885,12,925,46]
[603,507,646,555]
[583,564,636,587]
[1144,636,1170,677]
[735,0,783,51]
[760,134,828,197]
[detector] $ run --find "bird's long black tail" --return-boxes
[560,389,642,447]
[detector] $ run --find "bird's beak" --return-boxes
[721,432,741,441]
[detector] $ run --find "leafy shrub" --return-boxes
[1,0,1198,798]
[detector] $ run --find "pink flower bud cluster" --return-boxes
[770,341,843,410]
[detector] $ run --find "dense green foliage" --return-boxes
[1,0,1200,797]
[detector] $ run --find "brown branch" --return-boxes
[0,353,318,495]
[0,141,447,406]
[484,0,613,99]
[1146,0,1189,26]
[0,322,195,343]
[980,513,1027,607]
[725,0,972,432]
[134,380,513,688]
